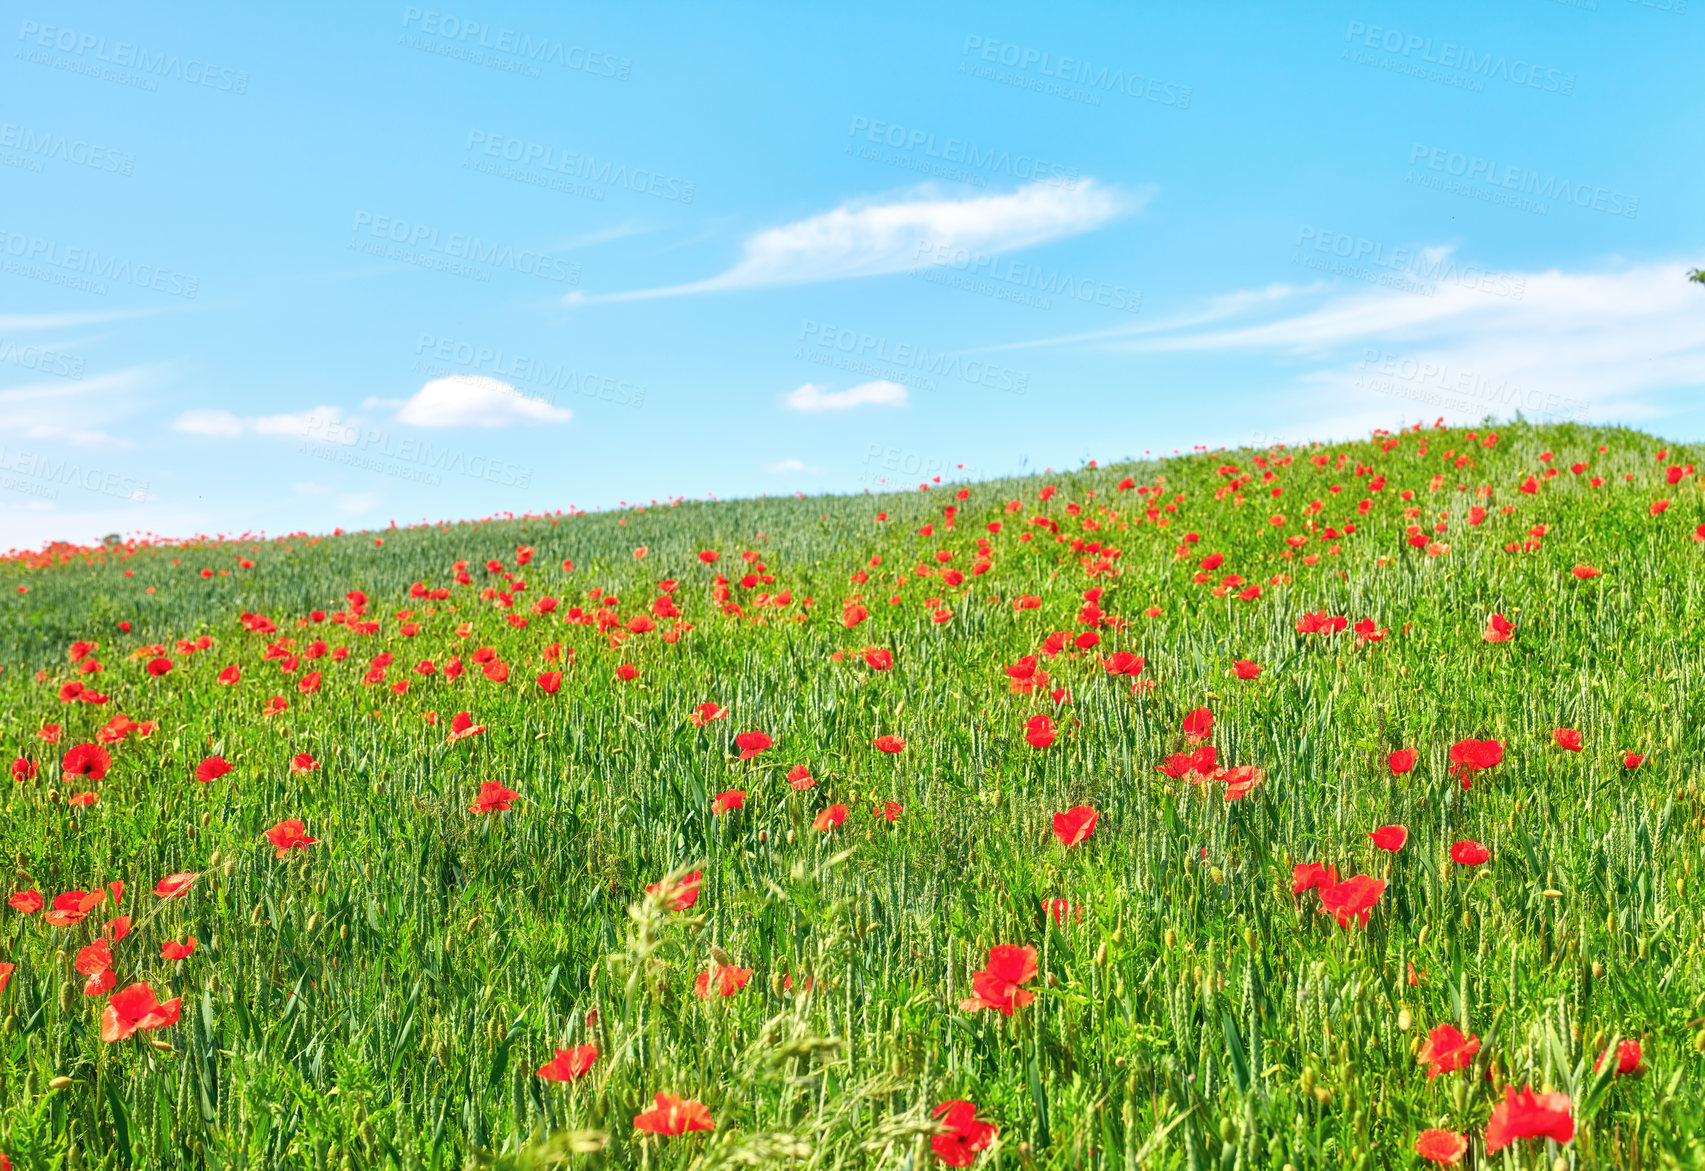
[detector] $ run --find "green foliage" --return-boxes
[0,420,1702,1169]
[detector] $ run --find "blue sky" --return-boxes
[2,0,1700,547]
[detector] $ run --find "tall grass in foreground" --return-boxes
[0,420,1702,1169]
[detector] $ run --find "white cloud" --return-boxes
[1003,256,1705,431]
[24,425,130,448]
[395,375,572,428]
[0,367,156,448]
[568,180,1137,302]
[173,405,349,440]
[764,458,816,473]
[779,380,909,413]
[173,409,244,437]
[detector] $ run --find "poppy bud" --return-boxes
[200,811,212,827]
[1398,1007,1412,1031]
[1299,1066,1316,1093]
[49,1076,73,1090]
[1094,942,1108,968]
[1164,928,1176,950]
[222,859,236,877]
[1219,1118,1237,1144]
[1244,927,1256,950]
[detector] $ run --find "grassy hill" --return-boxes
[1,418,1702,1169]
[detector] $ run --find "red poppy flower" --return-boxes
[1181,707,1213,743]
[813,804,848,831]
[8,889,42,914]
[74,938,113,976]
[537,1044,598,1082]
[1553,728,1583,752]
[646,871,702,911]
[1370,825,1408,852]
[873,735,906,754]
[1418,1023,1481,1078]
[786,764,816,790]
[1291,863,1338,894]
[1023,714,1057,749]
[100,982,182,1042]
[62,743,112,780]
[262,696,289,716]
[162,939,197,961]
[711,789,746,814]
[1318,874,1385,927]
[1413,1129,1467,1165]
[145,657,174,677]
[1482,612,1515,643]
[265,820,318,858]
[1157,745,1218,780]
[39,723,63,743]
[84,968,116,996]
[1388,747,1418,775]
[298,671,322,695]
[959,944,1038,1015]
[1623,751,1645,770]
[633,1092,714,1136]
[1040,897,1085,926]
[1102,651,1144,676]
[290,752,319,775]
[470,781,519,814]
[0,962,13,993]
[932,1100,998,1167]
[1232,659,1262,680]
[861,646,894,670]
[68,791,99,807]
[1450,839,1490,866]
[1571,564,1601,580]
[688,702,728,726]
[216,663,241,686]
[1295,612,1348,635]
[871,801,902,822]
[693,964,753,998]
[1593,1037,1643,1077]
[734,731,772,759]
[536,670,563,694]
[44,888,106,926]
[1052,805,1099,848]
[154,872,198,899]
[615,663,639,681]
[1484,1085,1575,1152]
[447,711,486,742]
[1220,764,1264,801]
[106,915,130,942]
[196,756,232,784]
[1447,739,1503,787]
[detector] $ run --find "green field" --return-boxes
[2,419,1703,1170]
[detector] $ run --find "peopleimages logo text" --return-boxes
[0,227,199,298]
[912,241,1142,313]
[464,132,694,202]
[1294,226,1526,300]
[1342,22,1575,94]
[16,20,249,93]
[0,123,134,174]
[960,35,1192,108]
[400,8,630,79]
[845,117,1078,189]
[1407,143,1638,219]
[350,212,579,283]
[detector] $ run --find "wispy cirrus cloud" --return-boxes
[568,180,1138,303]
[990,255,1705,431]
